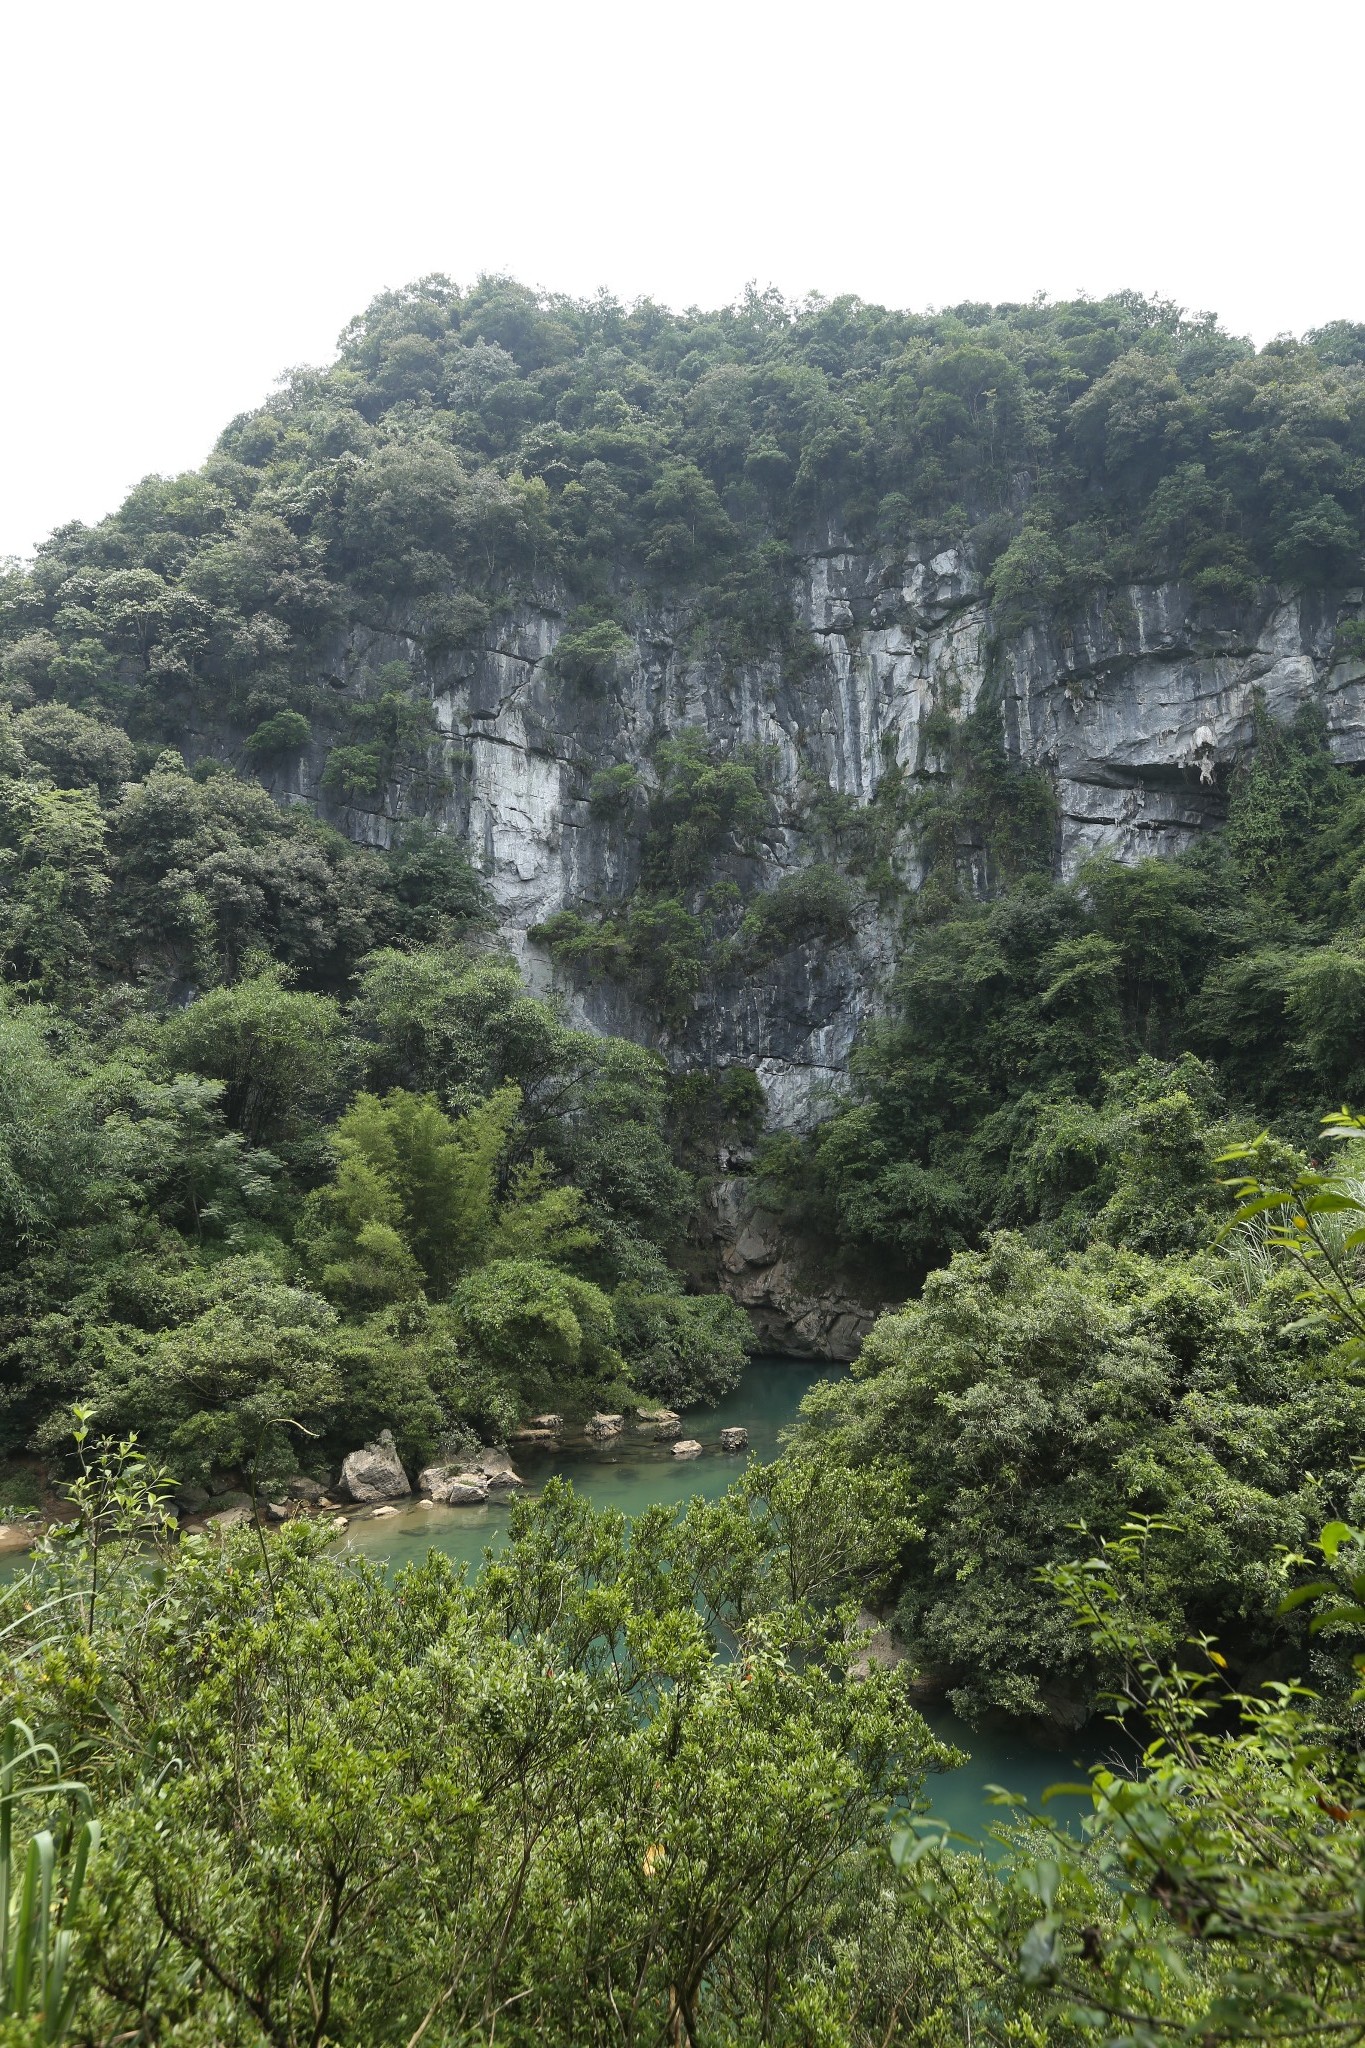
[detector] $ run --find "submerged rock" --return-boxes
[338,1431,410,1504]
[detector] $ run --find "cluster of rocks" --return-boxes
[168,1405,754,1540]
[417,1449,524,1505]
[667,1426,748,1460]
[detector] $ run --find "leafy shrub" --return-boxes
[244,709,311,758]
[587,762,638,815]
[740,864,856,958]
[612,1285,751,1407]
[547,617,634,688]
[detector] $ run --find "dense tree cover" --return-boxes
[7,281,1363,721]
[3,1351,1362,2047]
[760,706,1365,1290]
[0,1450,984,2048]
[3,278,1361,848]
[799,1227,1361,1721]
[0,931,749,1484]
[893,1510,1365,2048]
[773,742,1365,1720]
[0,707,488,999]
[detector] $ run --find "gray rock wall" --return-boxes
[251,545,1365,1128]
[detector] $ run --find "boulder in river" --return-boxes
[285,1475,325,1502]
[718,1427,748,1452]
[530,1413,563,1430]
[338,1430,411,1504]
[671,1439,703,1459]
[653,1417,683,1442]
[418,1467,489,1505]
[418,1449,525,1503]
[587,1413,624,1438]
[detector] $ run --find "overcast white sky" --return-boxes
[3,0,1362,561]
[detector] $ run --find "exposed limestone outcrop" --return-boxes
[339,1431,411,1504]
[701,1179,878,1362]
[242,544,1364,1139]
[216,543,1365,1360]
[418,1449,525,1503]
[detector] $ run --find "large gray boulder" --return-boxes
[338,1430,410,1504]
[418,1468,489,1505]
[417,1450,525,1504]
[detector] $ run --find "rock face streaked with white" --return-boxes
[248,545,1364,1131]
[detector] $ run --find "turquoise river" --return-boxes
[345,1357,1102,1847]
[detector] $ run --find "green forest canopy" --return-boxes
[0,278,1364,2044]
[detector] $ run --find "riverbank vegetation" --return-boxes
[0,714,751,1490]
[0,1204,1361,2045]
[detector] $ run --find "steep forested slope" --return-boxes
[1,279,1365,1473]
[2,279,1365,2048]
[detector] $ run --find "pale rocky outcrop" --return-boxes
[228,547,1365,1356]
[338,1431,411,1504]
[671,1439,703,1459]
[418,1469,488,1504]
[418,1449,524,1504]
[238,560,1365,1139]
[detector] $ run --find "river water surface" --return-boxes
[345,1357,1099,1845]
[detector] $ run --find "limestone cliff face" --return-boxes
[254,543,1365,1126]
